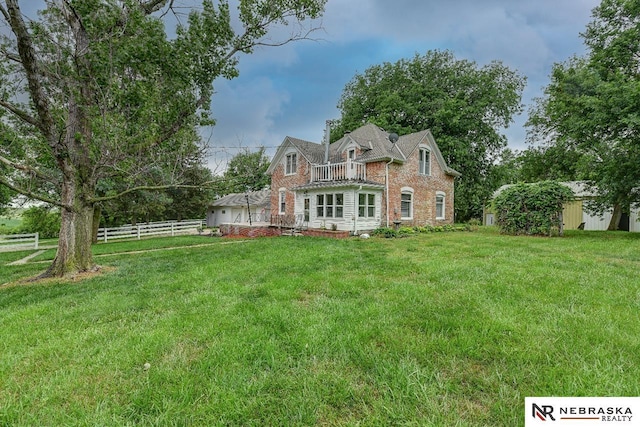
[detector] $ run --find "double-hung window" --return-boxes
[279,190,286,214]
[316,193,344,218]
[401,192,413,219]
[419,148,431,176]
[436,192,445,220]
[285,153,297,175]
[358,193,376,218]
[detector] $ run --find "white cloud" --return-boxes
[206,0,602,162]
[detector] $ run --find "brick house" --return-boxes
[266,123,460,234]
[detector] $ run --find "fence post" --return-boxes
[171,222,175,236]
[104,228,108,243]
[137,225,141,240]
[34,232,39,250]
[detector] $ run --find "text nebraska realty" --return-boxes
[562,406,633,422]
[536,403,633,422]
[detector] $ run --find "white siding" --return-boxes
[630,209,639,233]
[296,189,383,232]
[582,210,611,231]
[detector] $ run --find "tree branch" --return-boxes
[0,153,59,184]
[5,0,57,146]
[139,0,172,15]
[90,181,218,203]
[0,99,39,127]
[0,176,70,210]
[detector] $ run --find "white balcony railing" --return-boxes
[311,160,366,182]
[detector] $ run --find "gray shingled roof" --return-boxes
[287,136,343,164]
[267,123,460,177]
[334,123,396,162]
[211,189,271,207]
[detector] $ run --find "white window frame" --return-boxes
[401,187,413,220]
[358,193,376,218]
[316,192,344,218]
[347,148,356,160]
[419,147,431,176]
[436,191,446,220]
[285,153,297,175]
[279,189,286,214]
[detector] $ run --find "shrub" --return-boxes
[398,226,415,236]
[18,206,61,239]
[492,181,574,236]
[467,218,481,231]
[372,227,397,238]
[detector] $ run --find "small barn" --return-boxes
[485,181,639,232]
[206,189,271,227]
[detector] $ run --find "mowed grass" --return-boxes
[0,230,639,426]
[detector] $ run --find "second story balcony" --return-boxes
[310,160,366,183]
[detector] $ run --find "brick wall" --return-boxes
[385,150,455,226]
[269,156,310,217]
[269,142,456,228]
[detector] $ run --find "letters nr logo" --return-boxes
[532,403,556,421]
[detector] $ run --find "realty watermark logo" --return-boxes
[525,397,639,426]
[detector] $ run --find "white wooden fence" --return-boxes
[97,220,204,242]
[0,233,39,250]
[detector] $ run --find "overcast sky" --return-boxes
[10,1,601,172]
[205,0,601,171]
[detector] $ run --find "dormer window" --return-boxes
[419,148,431,176]
[285,153,297,175]
[347,148,356,160]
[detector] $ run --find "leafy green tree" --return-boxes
[334,50,525,220]
[164,163,215,221]
[0,185,11,216]
[0,0,325,277]
[18,206,61,239]
[527,0,640,230]
[221,147,271,194]
[516,145,585,183]
[486,148,522,188]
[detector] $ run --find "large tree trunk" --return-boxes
[41,177,95,278]
[607,203,622,231]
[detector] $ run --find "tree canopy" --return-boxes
[527,0,640,229]
[334,50,525,221]
[220,147,271,195]
[0,0,325,277]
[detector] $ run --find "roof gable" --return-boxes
[266,136,320,175]
[267,123,460,177]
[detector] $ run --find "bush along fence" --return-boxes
[97,220,204,242]
[0,233,39,250]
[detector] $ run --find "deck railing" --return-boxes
[311,160,366,182]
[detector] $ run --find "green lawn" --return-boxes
[1,230,639,426]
